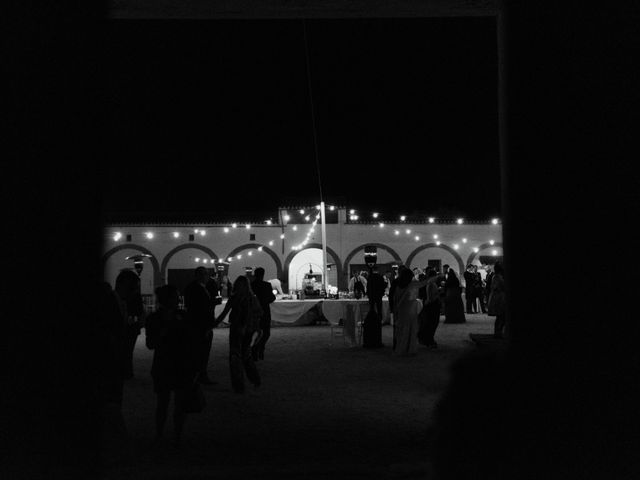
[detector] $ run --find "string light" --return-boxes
[405,229,411,234]
[173,232,180,238]
[379,222,384,228]
[248,251,252,256]
[433,234,438,239]
[349,209,355,215]
[236,254,242,259]
[280,234,285,239]
[269,241,274,246]
[436,241,441,246]
[224,227,230,233]
[113,232,122,241]
[428,217,435,223]
[245,224,251,229]
[489,240,495,245]
[400,215,406,221]
[415,236,420,241]
[457,218,464,224]
[195,257,200,262]
[316,205,321,209]
[145,232,154,239]
[394,230,400,236]
[372,212,379,218]
[329,206,335,211]
[258,246,263,251]
[462,238,467,243]
[266,220,272,225]
[227,257,233,262]
[232,223,237,228]
[492,218,499,225]
[293,226,298,231]
[305,215,310,221]
[299,209,305,214]
[453,244,459,250]
[203,259,208,263]
[284,215,290,221]
[492,250,498,256]
[473,247,479,253]
[194,229,199,233]
[199,230,206,236]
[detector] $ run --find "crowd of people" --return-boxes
[97,265,276,449]
[348,262,507,356]
[96,261,505,453]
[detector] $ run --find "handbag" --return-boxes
[182,380,206,414]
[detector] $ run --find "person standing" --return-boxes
[214,276,262,394]
[473,265,487,313]
[184,266,217,385]
[463,265,477,314]
[487,262,507,338]
[145,284,198,444]
[392,267,428,356]
[484,264,494,313]
[348,271,366,299]
[250,267,276,361]
[444,269,466,324]
[363,266,386,348]
[115,269,144,380]
[418,268,442,348]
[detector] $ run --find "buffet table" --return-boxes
[215,298,391,330]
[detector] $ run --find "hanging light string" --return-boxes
[302,20,324,203]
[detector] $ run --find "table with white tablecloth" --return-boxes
[214,299,390,341]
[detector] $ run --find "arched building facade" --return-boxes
[103,207,503,294]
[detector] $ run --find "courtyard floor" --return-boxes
[106,314,494,479]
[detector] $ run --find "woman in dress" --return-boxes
[393,267,428,356]
[214,276,262,393]
[145,284,198,443]
[444,269,466,324]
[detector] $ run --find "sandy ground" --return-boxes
[105,314,494,479]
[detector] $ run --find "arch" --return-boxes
[160,243,219,285]
[224,243,283,280]
[342,243,403,276]
[102,243,162,287]
[282,243,343,290]
[466,242,504,266]
[405,243,465,276]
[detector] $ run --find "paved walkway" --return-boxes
[106,314,494,479]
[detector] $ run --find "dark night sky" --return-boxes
[104,18,500,221]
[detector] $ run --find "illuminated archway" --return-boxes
[283,243,343,290]
[342,243,403,276]
[102,243,161,291]
[224,243,283,282]
[405,243,465,276]
[159,243,219,284]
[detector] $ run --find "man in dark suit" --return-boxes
[184,266,218,384]
[463,264,477,314]
[114,269,144,380]
[364,266,386,348]
[250,267,276,361]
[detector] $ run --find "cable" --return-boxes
[302,19,324,203]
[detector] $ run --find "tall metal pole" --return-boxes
[320,201,328,295]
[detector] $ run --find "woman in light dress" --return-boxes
[393,266,428,356]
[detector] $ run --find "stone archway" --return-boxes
[282,243,343,290]
[102,243,162,287]
[342,243,403,276]
[405,243,465,276]
[466,242,504,266]
[224,243,283,280]
[159,243,219,285]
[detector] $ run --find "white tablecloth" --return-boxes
[321,299,391,345]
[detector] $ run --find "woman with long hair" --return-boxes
[443,269,466,324]
[392,266,428,356]
[215,275,262,393]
